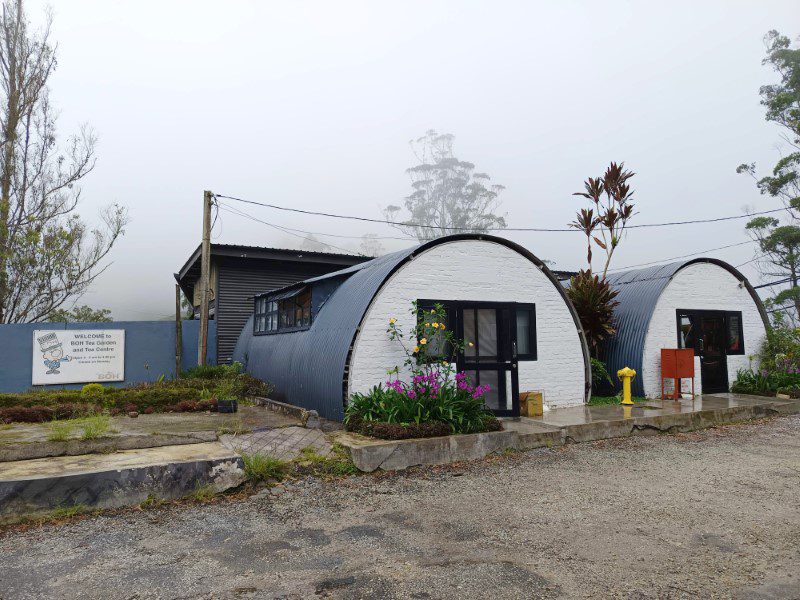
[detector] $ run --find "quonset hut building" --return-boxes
[233,234,591,420]
[603,258,769,398]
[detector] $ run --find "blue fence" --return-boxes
[0,320,216,393]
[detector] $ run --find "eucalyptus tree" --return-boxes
[738,30,800,320]
[385,130,506,242]
[0,0,127,323]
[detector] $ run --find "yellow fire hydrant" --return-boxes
[617,367,637,406]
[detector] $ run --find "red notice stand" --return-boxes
[661,348,695,400]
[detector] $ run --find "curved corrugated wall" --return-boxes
[603,258,769,396]
[233,234,591,420]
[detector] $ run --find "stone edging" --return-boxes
[253,397,320,427]
[335,399,800,472]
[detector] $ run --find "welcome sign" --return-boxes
[32,330,125,385]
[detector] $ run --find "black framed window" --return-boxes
[254,288,310,334]
[417,299,537,362]
[515,304,537,360]
[675,310,744,355]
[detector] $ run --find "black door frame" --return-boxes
[419,299,522,417]
[456,301,520,417]
[675,309,736,394]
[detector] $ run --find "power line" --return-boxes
[607,241,756,273]
[216,201,416,242]
[754,276,794,289]
[215,192,785,233]
[217,204,366,256]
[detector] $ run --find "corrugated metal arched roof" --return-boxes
[603,258,769,396]
[233,234,591,420]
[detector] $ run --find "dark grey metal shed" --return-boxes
[603,258,769,397]
[233,234,591,420]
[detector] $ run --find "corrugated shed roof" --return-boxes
[603,258,769,396]
[234,234,591,420]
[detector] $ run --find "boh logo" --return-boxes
[97,371,121,380]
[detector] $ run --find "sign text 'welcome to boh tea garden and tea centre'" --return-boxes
[31,330,125,385]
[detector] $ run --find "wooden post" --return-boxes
[197,190,213,366]
[175,283,183,377]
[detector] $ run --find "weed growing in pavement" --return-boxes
[78,415,111,440]
[242,453,289,483]
[217,418,251,436]
[295,444,359,477]
[46,420,76,441]
[189,483,217,503]
[140,494,167,510]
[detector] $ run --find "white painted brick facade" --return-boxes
[641,262,766,397]
[348,240,588,409]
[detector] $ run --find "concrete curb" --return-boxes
[336,399,800,472]
[0,442,245,520]
[334,426,560,473]
[0,431,218,463]
[253,397,320,428]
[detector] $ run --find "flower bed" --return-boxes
[344,302,502,439]
[0,364,273,424]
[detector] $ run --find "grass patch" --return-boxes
[46,420,76,442]
[217,419,252,436]
[140,494,167,510]
[242,453,289,483]
[49,504,90,519]
[45,414,112,441]
[588,395,648,406]
[189,483,217,503]
[295,444,359,477]
[78,415,111,440]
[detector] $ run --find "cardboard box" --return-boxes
[520,391,543,417]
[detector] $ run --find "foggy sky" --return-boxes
[26,0,799,319]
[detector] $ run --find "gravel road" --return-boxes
[1,415,799,600]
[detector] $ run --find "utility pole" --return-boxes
[197,190,213,366]
[175,283,183,377]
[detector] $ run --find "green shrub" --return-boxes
[181,362,243,380]
[730,367,800,396]
[80,383,105,397]
[590,358,613,393]
[345,374,500,436]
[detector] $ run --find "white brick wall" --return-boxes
[641,262,766,397]
[348,240,588,409]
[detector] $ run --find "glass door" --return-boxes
[457,304,519,417]
[699,315,729,393]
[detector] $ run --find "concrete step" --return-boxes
[0,442,244,520]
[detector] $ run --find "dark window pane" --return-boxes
[516,309,532,355]
[679,315,695,349]
[478,370,500,410]
[727,314,743,353]
[476,309,497,359]
[464,309,476,358]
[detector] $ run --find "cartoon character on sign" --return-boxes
[37,332,71,375]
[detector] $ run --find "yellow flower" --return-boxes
[420,338,427,345]
[430,309,435,314]
[413,346,420,353]
[442,361,448,366]
[439,323,446,330]
[468,341,474,347]
[431,322,439,329]
[389,318,396,325]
